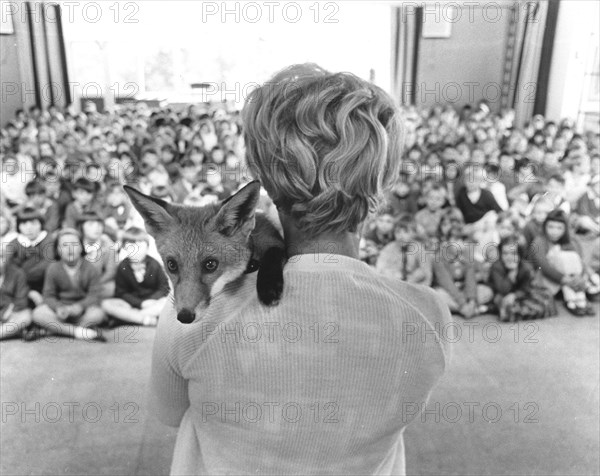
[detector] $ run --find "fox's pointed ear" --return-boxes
[215,180,261,237]
[123,185,175,237]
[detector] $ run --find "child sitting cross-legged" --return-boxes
[432,207,494,319]
[32,228,106,341]
[488,235,537,321]
[376,214,432,285]
[78,211,118,298]
[101,227,169,327]
[528,209,599,316]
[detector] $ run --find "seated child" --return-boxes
[63,177,103,229]
[15,181,61,235]
[508,191,530,230]
[483,163,509,210]
[10,207,55,306]
[415,184,447,240]
[432,208,494,319]
[102,182,133,242]
[572,174,600,237]
[171,158,199,203]
[0,245,32,340]
[101,227,169,326]
[386,172,419,216]
[528,209,598,316]
[522,195,554,247]
[376,214,432,285]
[363,206,396,251]
[489,235,536,321]
[32,228,106,341]
[78,212,118,298]
[197,165,232,200]
[571,174,600,274]
[455,163,502,225]
[359,237,380,266]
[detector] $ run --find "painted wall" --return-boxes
[0,1,68,126]
[415,4,512,113]
[0,2,36,126]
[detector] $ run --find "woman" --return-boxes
[151,64,451,475]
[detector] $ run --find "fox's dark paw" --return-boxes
[257,247,285,306]
[257,277,283,306]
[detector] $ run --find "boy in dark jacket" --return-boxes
[489,235,536,321]
[101,227,169,326]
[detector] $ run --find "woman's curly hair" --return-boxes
[242,63,403,236]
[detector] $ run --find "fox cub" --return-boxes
[124,181,285,324]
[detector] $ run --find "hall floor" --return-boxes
[1,306,598,475]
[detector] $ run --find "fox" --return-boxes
[123,180,286,324]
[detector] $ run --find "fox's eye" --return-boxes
[203,259,219,273]
[166,259,178,273]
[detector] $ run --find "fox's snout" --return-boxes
[177,308,196,324]
[173,279,210,324]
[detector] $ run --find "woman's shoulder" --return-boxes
[358,262,451,324]
[380,277,453,361]
[387,277,450,318]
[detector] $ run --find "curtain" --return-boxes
[390,6,420,106]
[510,1,549,127]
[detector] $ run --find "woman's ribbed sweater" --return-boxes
[150,253,451,475]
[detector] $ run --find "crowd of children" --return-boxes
[361,103,600,320]
[0,100,598,342]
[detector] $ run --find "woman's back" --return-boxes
[151,253,450,475]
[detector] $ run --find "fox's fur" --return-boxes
[124,181,285,324]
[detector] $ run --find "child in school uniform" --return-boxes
[376,214,432,285]
[386,172,419,216]
[415,184,447,241]
[522,196,554,248]
[101,227,169,326]
[32,228,106,341]
[78,212,118,298]
[488,235,536,321]
[528,209,598,316]
[62,177,103,229]
[13,181,61,235]
[432,208,494,319]
[102,181,133,242]
[10,207,55,306]
[571,174,600,274]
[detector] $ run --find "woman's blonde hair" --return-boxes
[242,63,403,236]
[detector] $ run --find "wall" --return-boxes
[0,1,68,126]
[415,3,512,113]
[0,31,26,125]
[0,1,36,125]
